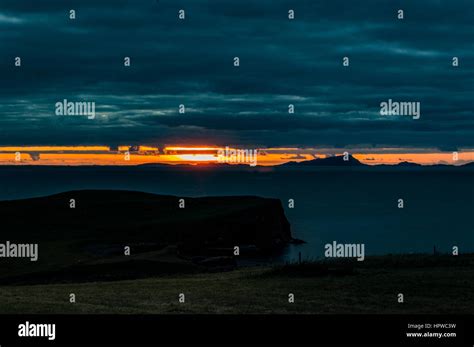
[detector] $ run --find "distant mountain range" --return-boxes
[280,155,473,168]
[281,155,364,167]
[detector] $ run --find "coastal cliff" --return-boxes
[0,190,293,283]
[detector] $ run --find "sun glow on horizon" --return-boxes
[0,145,472,166]
[174,154,217,162]
[164,146,220,151]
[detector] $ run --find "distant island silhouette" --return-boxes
[280,155,473,168]
[2,154,472,169]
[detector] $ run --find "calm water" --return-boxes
[0,166,472,262]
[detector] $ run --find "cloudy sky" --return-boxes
[0,0,473,152]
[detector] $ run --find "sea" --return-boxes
[0,165,472,262]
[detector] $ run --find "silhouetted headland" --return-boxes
[0,190,298,284]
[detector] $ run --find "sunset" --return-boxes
[1,146,473,166]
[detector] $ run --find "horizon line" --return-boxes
[0,146,473,167]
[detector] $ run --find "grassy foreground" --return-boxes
[0,255,473,314]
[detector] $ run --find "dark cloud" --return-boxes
[0,0,472,149]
